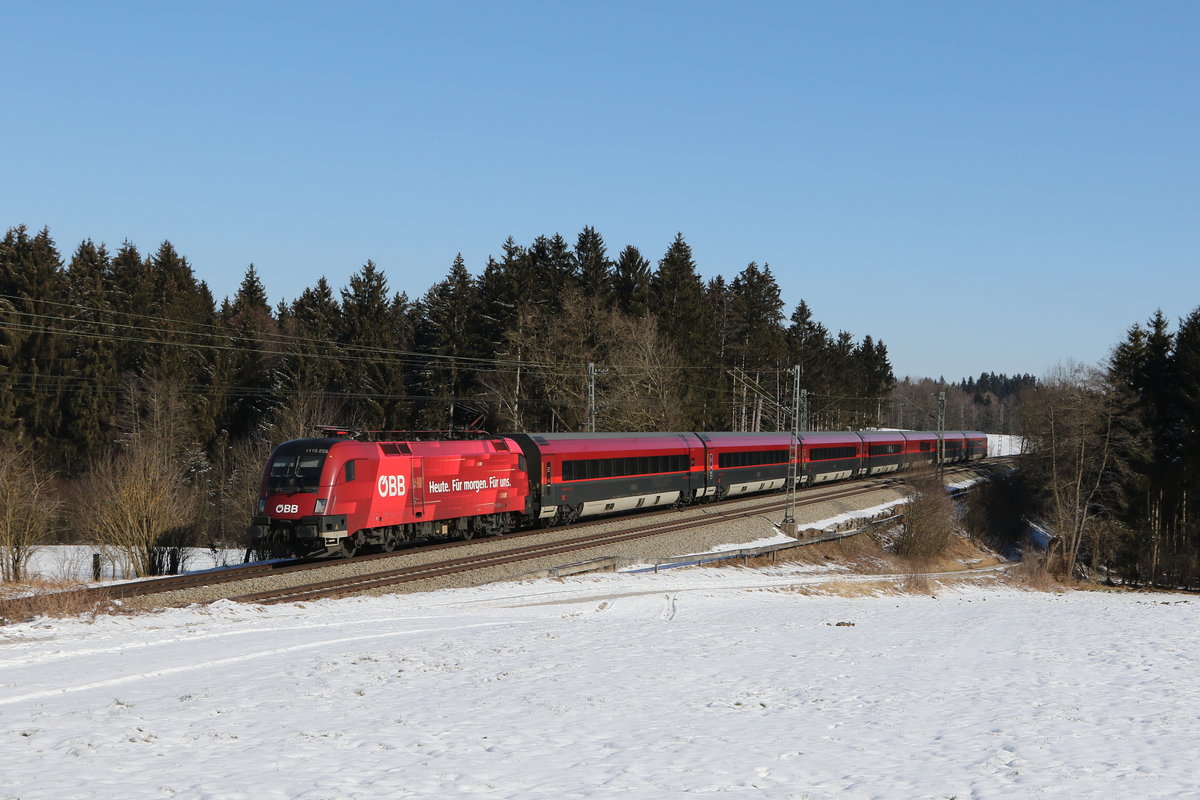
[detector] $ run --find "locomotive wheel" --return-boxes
[342,532,364,558]
[461,527,475,541]
[381,531,398,552]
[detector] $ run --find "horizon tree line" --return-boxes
[0,222,1024,577]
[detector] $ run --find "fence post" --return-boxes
[92,553,101,581]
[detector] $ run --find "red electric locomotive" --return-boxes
[249,435,530,557]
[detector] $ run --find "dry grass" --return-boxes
[720,516,1031,597]
[764,568,1010,599]
[1003,546,1067,592]
[739,531,896,574]
[901,572,933,594]
[0,582,124,625]
[767,579,905,598]
[739,526,1004,577]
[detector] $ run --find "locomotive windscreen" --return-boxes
[266,439,340,494]
[268,454,325,493]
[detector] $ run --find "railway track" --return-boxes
[232,461,998,605]
[1,462,998,618]
[228,478,916,605]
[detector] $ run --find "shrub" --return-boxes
[894,468,956,562]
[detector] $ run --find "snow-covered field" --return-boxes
[10,438,1183,799]
[1,568,1196,799]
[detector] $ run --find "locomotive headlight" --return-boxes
[313,498,328,514]
[257,498,265,513]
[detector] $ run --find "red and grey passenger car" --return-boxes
[508,432,698,525]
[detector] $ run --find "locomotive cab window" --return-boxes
[268,454,325,493]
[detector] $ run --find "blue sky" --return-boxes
[3,0,1196,380]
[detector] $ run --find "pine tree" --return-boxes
[786,300,833,416]
[574,226,612,303]
[1174,307,1200,465]
[650,234,714,427]
[139,242,216,385]
[107,241,153,372]
[223,264,277,438]
[475,238,543,429]
[728,262,786,372]
[140,241,218,444]
[416,254,480,429]
[476,238,527,352]
[850,335,895,427]
[388,290,417,429]
[1173,307,1200,585]
[612,244,652,318]
[284,276,343,399]
[0,226,69,448]
[521,234,575,314]
[651,233,708,359]
[708,275,732,368]
[61,239,118,469]
[340,260,408,430]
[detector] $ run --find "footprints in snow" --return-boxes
[581,594,676,620]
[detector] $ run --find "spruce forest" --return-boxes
[1,223,1197,589]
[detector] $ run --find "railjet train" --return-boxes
[249,429,987,558]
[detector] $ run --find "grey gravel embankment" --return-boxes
[128,485,908,610]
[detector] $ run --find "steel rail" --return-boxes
[236,463,999,605]
[231,481,895,605]
[2,461,1000,620]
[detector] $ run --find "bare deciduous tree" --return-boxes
[478,288,687,433]
[264,389,345,444]
[78,441,195,577]
[1019,361,1135,579]
[76,378,200,577]
[0,442,60,582]
[895,467,956,563]
[604,315,686,432]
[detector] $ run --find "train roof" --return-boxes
[694,432,794,446]
[513,432,696,455]
[857,430,907,443]
[796,431,865,445]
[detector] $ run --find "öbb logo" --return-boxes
[275,504,300,514]
[377,474,407,498]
